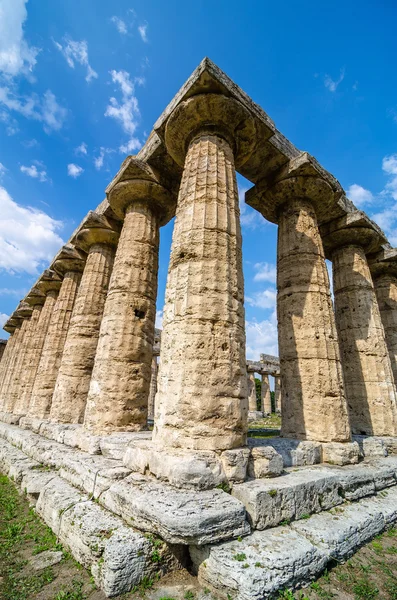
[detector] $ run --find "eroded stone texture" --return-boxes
[332,245,397,435]
[18,291,58,414]
[274,374,281,412]
[2,319,30,413]
[0,340,6,363]
[261,372,271,414]
[148,356,158,420]
[12,305,43,415]
[29,272,82,418]
[278,198,350,442]
[153,134,248,452]
[247,371,257,412]
[51,243,116,423]
[0,330,18,405]
[374,273,397,386]
[84,203,160,433]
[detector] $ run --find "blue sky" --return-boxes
[0,0,396,362]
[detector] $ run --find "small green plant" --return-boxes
[242,563,249,568]
[352,578,379,599]
[268,489,278,497]
[53,579,86,600]
[255,561,264,568]
[237,536,243,542]
[151,549,162,563]
[233,552,247,562]
[300,513,311,520]
[216,481,231,493]
[184,591,195,600]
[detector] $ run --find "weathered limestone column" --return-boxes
[261,372,271,414]
[1,303,32,413]
[247,371,257,412]
[373,272,397,386]
[0,319,22,408]
[0,340,6,363]
[148,356,158,421]
[11,295,44,416]
[50,214,119,424]
[274,374,281,413]
[84,161,175,433]
[153,93,257,452]
[18,271,61,413]
[29,246,84,419]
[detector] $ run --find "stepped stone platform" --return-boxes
[2,419,397,597]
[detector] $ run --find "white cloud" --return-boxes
[0,313,10,328]
[22,138,38,148]
[253,262,277,283]
[347,183,374,207]
[238,187,267,230]
[0,86,67,133]
[93,147,112,170]
[138,24,148,43]
[324,68,345,92]
[155,310,163,329]
[246,312,278,360]
[119,137,141,154]
[75,142,87,155]
[111,16,128,34]
[0,287,27,298]
[246,288,277,310]
[20,163,47,182]
[0,185,64,274]
[67,163,84,178]
[105,70,142,151]
[0,0,39,78]
[0,163,7,179]
[54,37,98,82]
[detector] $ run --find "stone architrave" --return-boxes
[17,273,61,415]
[274,374,281,413]
[248,371,257,412]
[153,93,257,452]
[29,247,84,419]
[50,213,119,424]
[261,372,271,414]
[373,272,397,386]
[0,320,21,407]
[148,356,158,420]
[83,162,175,433]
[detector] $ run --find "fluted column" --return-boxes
[0,341,6,363]
[277,197,350,442]
[2,307,32,412]
[261,372,271,414]
[153,93,256,452]
[374,273,397,386]
[11,303,43,415]
[332,245,397,435]
[29,248,84,418]
[51,215,118,423]
[84,163,174,433]
[0,322,21,409]
[274,374,281,413]
[248,371,257,412]
[148,355,158,420]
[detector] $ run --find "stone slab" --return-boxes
[353,435,388,459]
[250,437,321,467]
[30,550,64,570]
[100,431,152,460]
[321,441,360,466]
[100,473,250,545]
[0,411,21,425]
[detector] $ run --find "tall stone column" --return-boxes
[1,303,33,413]
[0,341,6,363]
[0,319,21,408]
[261,372,271,414]
[331,245,397,435]
[29,246,84,419]
[148,355,158,421]
[247,371,257,412]
[50,214,119,424]
[153,93,257,452]
[84,162,174,433]
[274,374,281,413]
[11,299,44,416]
[373,273,397,386]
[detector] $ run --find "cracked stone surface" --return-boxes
[374,273,397,387]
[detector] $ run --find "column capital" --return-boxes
[25,286,46,306]
[51,243,86,277]
[368,245,397,280]
[14,301,33,319]
[320,211,386,259]
[164,93,256,169]
[36,269,62,295]
[106,159,175,225]
[73,211,120,253]
[3,316,21,333]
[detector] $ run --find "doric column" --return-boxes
[321,214,397,436]
[247,371,257,412]
[0,340,6,363]
[261,372,271,414]
[0,318,22,408]
[148,355,158,420]
[50,213,119,424]
[83,161,174,433]
[2,303,33,413]
[153,93,257,452]
[373,272,397,386]
[29,246,84,418]
[274,374,281,413]
[11,292,44,416]
[18,271,61,413]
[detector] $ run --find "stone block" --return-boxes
[353,435,388,459]
[253,437,321,467]
[0,411,21,425]
[321,441,360,465]
[30,550,64,570]
[100,431,151,460]
[383,437,397,455]
[248,446,283,478]
[19,416,45,433]
[36,476,87,534]
[123,440,151,474]
[78,429,102,455]
[100,473,250,545]
[220,448,250,482]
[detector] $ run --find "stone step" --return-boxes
[190,488,397,600]
[0,421,250,546]
[232,459,397,530]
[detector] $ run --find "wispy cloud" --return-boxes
[324,68,345,92]
[0,287,27,298]
[0,87,67,133]
[138,24,148,43]
[75,142,87,155]
[105,69,142,153]
[0,313,10,328]
[54,37,98,82]
[111,16,128,35]
[347,183,374,207]
[238,187,267,229]
[246,312,278,360]
[0,0,39,78]
[93,147,112,170]
[246,288,277,310]
[0,163,7,180]
[253,262,277,283]
[20,163,47,182]
[67,163,84,178]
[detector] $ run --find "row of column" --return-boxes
[0,89,397,451]
[247,370,281,414]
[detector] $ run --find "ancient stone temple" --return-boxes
[1,58,397,599]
